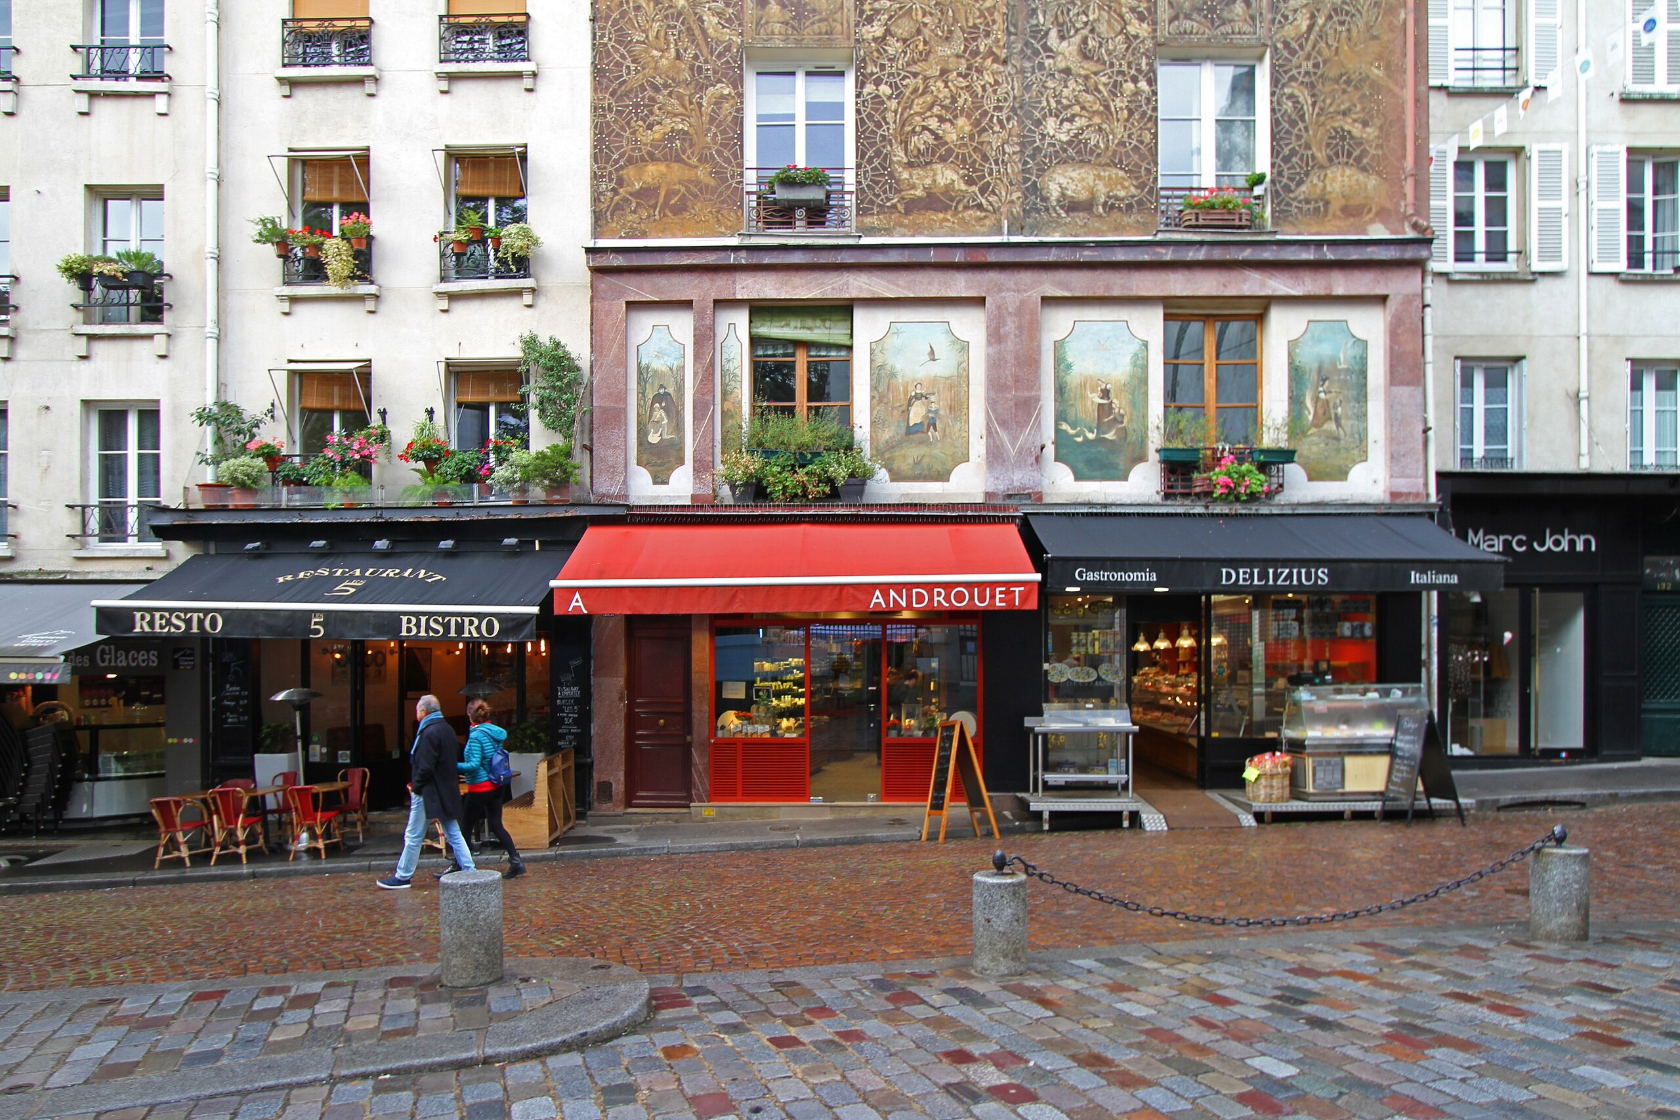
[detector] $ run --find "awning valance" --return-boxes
[0,582,147,685]
[94,549,567,641]
[748,306,853,348]
[1028,514,1505,594]
[552,523,1038,615]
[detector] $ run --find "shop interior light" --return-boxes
[1210,631,1227,646]
[1176,629,1197,650]
[539,639,547,653]
[1153,586,1169,592]
[505,644,513,653]
[106,673,118,679]
[1131,632,1150,652]
[1152,631,1171,651]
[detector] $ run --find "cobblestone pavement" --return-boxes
[33,924,1680,1120]
[2,805,1676,992]
[0,972,569,1091]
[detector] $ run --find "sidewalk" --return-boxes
[1451,758,1680,808]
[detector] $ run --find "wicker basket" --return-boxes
[1245,754,1293,804]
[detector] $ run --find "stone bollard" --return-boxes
[1529,843,1590,942]
[972,852,1028,977]
[439,868,504,988]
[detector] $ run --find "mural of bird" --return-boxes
[922,344,938,365]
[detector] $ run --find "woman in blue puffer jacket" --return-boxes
[458,698,525,879]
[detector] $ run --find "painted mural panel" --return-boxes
[1053,321,1148,482]
[1269,0,1404,234]
[854,0,1016,236]
[869,322,970,482]
[746,0,851,45]
[1019,0,1156,237]
[1288,321,1369,481]
[592,0,743,238]
[719,322,744,455]
[637,325,687,485]
[1158,0,1263,42]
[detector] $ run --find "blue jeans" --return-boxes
[394,791,474,880]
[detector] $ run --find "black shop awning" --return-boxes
[0,581,146,684]
[93,548,567,641]
[1029,514,1505,594]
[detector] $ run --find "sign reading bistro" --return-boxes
[94,606,538,641]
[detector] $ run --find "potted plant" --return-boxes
[217,455,269,508]
[338,212,372,250]
[1199,453,1271,501]
[320,236,360,289]
[56,253,123,292]
[484,225,503,251]
[520,442,577,502]
[432,447,484,503]
[458,206,487,240]
[288,227,327,258]
[399,418,451,477]
[244,437,287,472]
[96,249,162,290]
[719,449,765,503]
[273,461,309,487]
[746,412,849,465]
[1252,417,1298,466]
[192,401,275,502]
[765,165,831,207]
[250,215,289,258]
[491,449,533,502]
[1179,184,1264,230]
[813,444,878,502]
[1155,410,1208,464]
[496,222,541,267]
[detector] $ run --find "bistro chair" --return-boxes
[269,770,300,838]
[149,797,211,868]
[284,784,343,860]
[223,777,257,790]
[336,767,370,841]
[206,785,265,865]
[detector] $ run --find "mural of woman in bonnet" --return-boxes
[905,381,932,436]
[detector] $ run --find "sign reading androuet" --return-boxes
[1048,560,1502,593]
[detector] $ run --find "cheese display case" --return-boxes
[1282,682,1428,799]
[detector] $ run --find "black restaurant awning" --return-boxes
[0,581,147,684]
[93,548,567,641]
[1029,514,1505,594]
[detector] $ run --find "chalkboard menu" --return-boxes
[210,639,256,764]
[549,618,591,758]
[926,723,957,813]
[1385,709,1426,805]
[920,720,999,843]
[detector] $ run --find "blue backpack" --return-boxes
[487,744,514,786]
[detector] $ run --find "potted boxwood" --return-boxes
[766,165,831,207]
[250,215,289,258]
[490,449,533,502]
[521,442,577,502]
[56,253,123,293]
[217,455,270,508]
[339,212,372,250]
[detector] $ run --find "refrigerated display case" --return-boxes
[1281,682,1428,800]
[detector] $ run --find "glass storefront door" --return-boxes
[809,624,881,802]
[1533,591,1586,752]
[1444,588,1588,757]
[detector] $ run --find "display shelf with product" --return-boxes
[1023,704,1141,830]
[1282,682,1427,799]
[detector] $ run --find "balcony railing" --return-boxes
[0,275,16,323]
[439,14,529,63]
[281,18,372,68]
[744,170,856,234]
[0,503,15,540]
[0,45,17,79]
[1158,446,1289,501]
[1159,186,1268,231]
[72,42,169,81]
[185,482,572,510]
[69,501,161,545]
[1449,46,1520,87]
[1459,455,1515,470]
[74,277,169,325]
[438,238,532,283]
[282,242,373,286]
[1629,457,1679,471]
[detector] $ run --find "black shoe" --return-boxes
[502,861,526,880]
[433,864,460,880]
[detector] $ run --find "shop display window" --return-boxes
[884,624,977,737]
[1206,594,1378,737]
[1444,590,1521,756]
[1044,596,1125,708]
[714,626,807,739]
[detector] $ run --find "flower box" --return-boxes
[1179,208,1254,230]
[1252,447,1297,466]
[1157,447,1203,465]
[772,183,829,207]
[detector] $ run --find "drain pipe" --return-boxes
[204,0,221,468]
[1423,262,1439,700]
[1575,0,1590,468]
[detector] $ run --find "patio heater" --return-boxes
[270,687,320,777]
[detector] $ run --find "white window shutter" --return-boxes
[1429,0,1451,85]
[1668,0,1680,86]
[1589,145,1628,273]
[1530,144,1568,271]
[1631,0,1658,87]
[1513,359,1527,468]
[1430,145,1454,270]
[1530,0,1561,86]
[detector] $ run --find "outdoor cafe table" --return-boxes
[180,781,351,854]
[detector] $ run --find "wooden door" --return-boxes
[628,619,692,806]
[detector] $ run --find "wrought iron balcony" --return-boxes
[1449,46,1520,87]
[0,503,14,540]
[744,169,855,234]
[0,45,17,79]
[1459,455,1515,470]
[1158,185,1267,231]
[69,501,161,545]
[74,276,169,325]
[0,275,15,323]
[72,43,169,81]
[281,18,372,68]
[438,237,532,283]
[1158,445,1289,501]
[281,242,373,287]
[439,14,529,63]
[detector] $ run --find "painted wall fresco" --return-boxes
[637,325,687,485]
[719,323,744,454]
[1288,320,1369,481]
[1019,0,1157,237]
[1158,0,1263,42]
[853,0,1016,236]
[869,322,970,482]
[1052,321,1148,482]
[592,0,743,238]
[747,0,852,45]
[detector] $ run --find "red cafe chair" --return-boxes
[285,784,343,860]
[269,770,300,837]
[150,797,211,868]
[207,785,265,865]
[336,767,370,841]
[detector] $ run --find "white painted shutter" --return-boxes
[1589,145,1628,273]
[1530,144,1568,271]
[1431,145,1454,270]
[1631,0,1658,87]
[1668,0,1680,86]
[1530,0,1561,86]
[1429,0,1451,85]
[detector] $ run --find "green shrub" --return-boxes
[746,412,851,453]
[520,442,577,486]
[216,456,270,489]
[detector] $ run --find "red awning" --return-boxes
[552,523,1039,616]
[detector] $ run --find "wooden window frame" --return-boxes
[1162,316,1263,444]
[750,340,852,422]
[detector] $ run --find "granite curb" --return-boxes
[0,958,650,1120]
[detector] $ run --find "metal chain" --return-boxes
[998,824,1568,929]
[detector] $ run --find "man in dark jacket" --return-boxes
[377,694,476,889]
